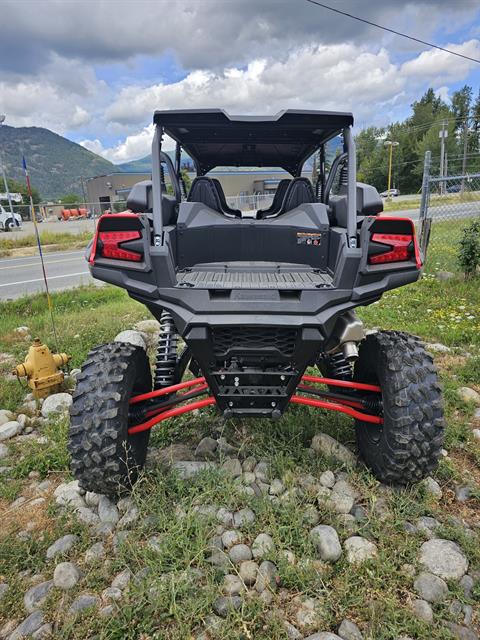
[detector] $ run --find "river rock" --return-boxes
[8,612,44,640]
[414,572,449,603]
[254,560,279,593]
[222,458,242,478]
[338,618,363,640]
[229,544,252,564]
[213,595,242,617]
[419,539,468,580]
[53,562,81,589]
[98,495,120,524]
[411,598,433,623]
[24,580,54,613]
[46,534,77,560]
[233,508,255,528]
[222,574,245,596]
[458,387,480,405]
[194,437,218,459]
[41,393,72,417]
[69,594,99,614]
[311,433,356,466]
[310,525,342,562]
[252,533,274,560]
[344,536,377,564]
[114,330,146,350]
[0,421,21,441]
[423,477,443,499]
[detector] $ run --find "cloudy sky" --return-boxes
[1,0,480,164]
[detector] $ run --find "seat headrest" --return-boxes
[187,177,222,213]
[127,179,177,225]
[282,177,315,213]
[127,180,153,213]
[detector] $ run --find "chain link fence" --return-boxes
[0,201,128,234]
[419,151,480,275]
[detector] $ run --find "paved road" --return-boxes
[0,250,95,301]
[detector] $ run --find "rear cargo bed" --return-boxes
[176,263,333,289]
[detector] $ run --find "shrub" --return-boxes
[457,219,480,278]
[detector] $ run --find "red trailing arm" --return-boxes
[290,395,383,424]
[301,374,381,393]
[129,377,206,405]
[128,397,216,434]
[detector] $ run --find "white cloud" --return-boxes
[0,56,106,133]
[105,45,405,129]
[400,39,480,84]
[80,126,176,163]
[80,37,480,163]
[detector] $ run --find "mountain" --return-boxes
[118,150,194,173]
[0,125,118,200]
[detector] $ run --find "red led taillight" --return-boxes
[368,233,413,264]
[98,230,142,261]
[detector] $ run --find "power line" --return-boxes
[304,0,480,64]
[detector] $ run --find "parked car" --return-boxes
[380,188,400,198]
[0,204,22,231]
[446,184,461,193]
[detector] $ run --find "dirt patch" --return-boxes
[0,476,62,537]
[435,354,469,372]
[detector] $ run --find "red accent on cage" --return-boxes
[290,395,383,424]
[128,397,217,434]
[129,377,207,405]
[301,375,381,393]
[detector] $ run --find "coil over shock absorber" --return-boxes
[327,351,353,380]
[154,310,179,389]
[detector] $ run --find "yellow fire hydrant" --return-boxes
[13,339,71,398]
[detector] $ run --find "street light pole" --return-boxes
[384,140,399,200]
[0,115,14,215]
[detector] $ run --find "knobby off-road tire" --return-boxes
[354,331,444,485]
[69,342,152,496]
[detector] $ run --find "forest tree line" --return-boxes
[354,86,480,195]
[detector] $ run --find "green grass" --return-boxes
[0,230,92,256]
[0,222,479,639]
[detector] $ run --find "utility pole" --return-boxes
[384,140,399,199]
[0,114,14,215]
[461,119,468,195]
[439,121,448,195]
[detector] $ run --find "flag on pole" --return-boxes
[22,155,59,350]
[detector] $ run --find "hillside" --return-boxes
[0,125,117,200]
[118,149,194,173]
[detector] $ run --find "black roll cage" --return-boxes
[150,111,357,249]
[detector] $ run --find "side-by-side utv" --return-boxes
[69,109,444,496]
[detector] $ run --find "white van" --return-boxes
[0,204,22,231]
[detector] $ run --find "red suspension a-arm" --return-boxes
[127,374,383,434]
